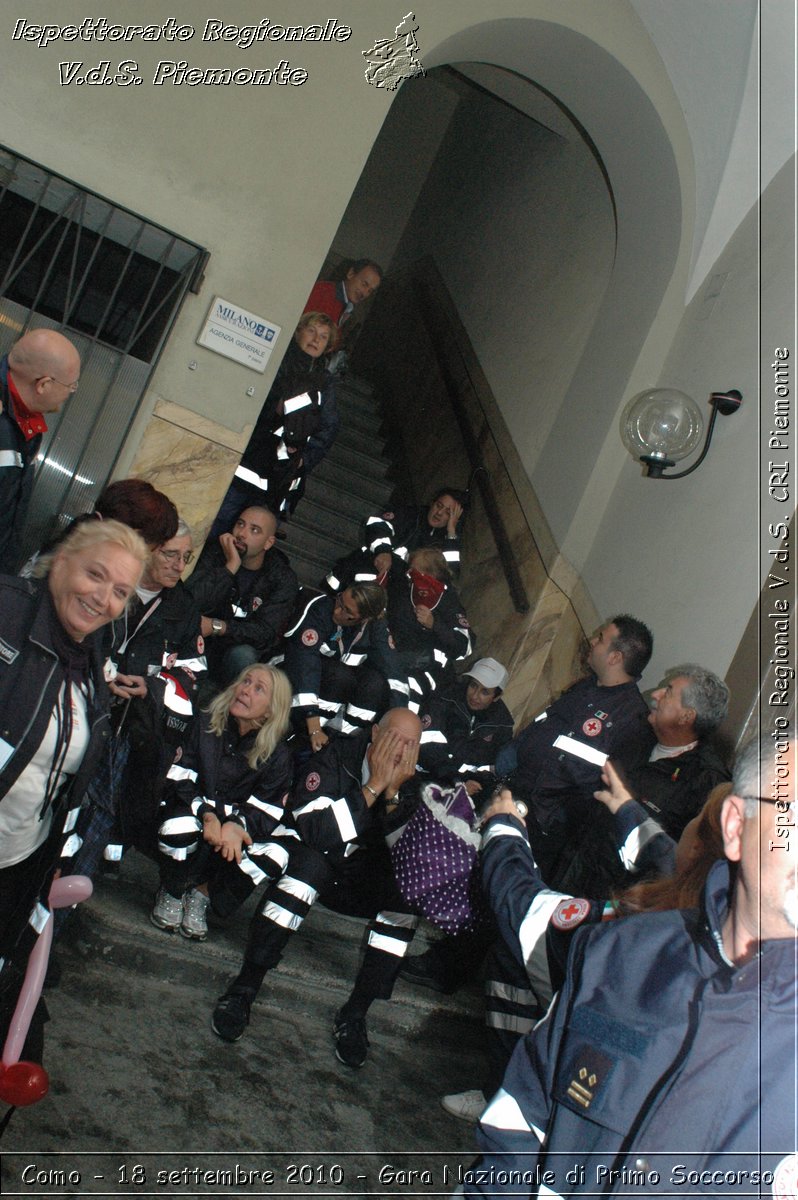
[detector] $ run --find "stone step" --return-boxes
[289,546,337,591]
[335,419,387,458]
[310,458,394,509]
[334,386,385,436]
[339,374,375,399]
[291,497,363,549]
[282,519,353,577]
[285,368,394,594]
[325,441,391,486]
[303,472,392,521]
[22,847,487,1162]
[60,851,481,1030]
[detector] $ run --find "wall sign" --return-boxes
[197,296,280,372]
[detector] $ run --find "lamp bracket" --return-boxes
[642,388,742,480]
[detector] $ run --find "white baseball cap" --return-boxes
[464,658,509,691]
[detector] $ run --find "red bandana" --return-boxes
[408,568,445,610]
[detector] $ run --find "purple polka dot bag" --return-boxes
[389,782,486,934]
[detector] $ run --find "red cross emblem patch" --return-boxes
[196,635,205,655]
[305,771,321,792]
[551,897,591,930]
[583,717,603,737]
[301,628,319,647]
[252,596,262,611]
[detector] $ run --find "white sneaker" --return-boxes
[150,887,183,932]
[180,887,210,940]
[441,1089,486,1123]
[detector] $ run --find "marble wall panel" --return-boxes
[128,398,247,549]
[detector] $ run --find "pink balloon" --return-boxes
[2,919,53,1067]
[0,1061,49,1106]
[49,875,93,910]
[2,876,92,1068]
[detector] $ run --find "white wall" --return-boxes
[581,156,796,687]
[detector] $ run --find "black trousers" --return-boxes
[291,658,390,739]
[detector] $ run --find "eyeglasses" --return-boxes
[749,796,796,815]
[334,592,360,622]
[39,374,79,394]
[157,548,194,566]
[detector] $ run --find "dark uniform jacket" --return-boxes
[0,358,41,574]
[480,803,675,1009]
[0,577,110,958]
[106,582,207,812]
[288,731,418,861]
[233,340,337,514]
[507,675,654,829]
[327,503,464,590]
[418,678,513,787]
[469,860,796,1196]
[288,730,374,858]
[631,740,730,839]
[188,543,299,659]
[164,716,293,846]
[282,593,408,724]
[362,504,463,573]
[385,565,474,674]
[109,582,203,679]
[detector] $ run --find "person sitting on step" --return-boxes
[188,506,298,690]
[381,546,474,714]
[281,582,408,747]
[150,664,293,942]
[326,486,469,591]
[417,657,514,798]
[209,706,421,1063]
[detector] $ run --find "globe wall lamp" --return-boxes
[620,387,742,479]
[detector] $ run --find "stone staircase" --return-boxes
[281,375,394,588]
[14,847,486,1164]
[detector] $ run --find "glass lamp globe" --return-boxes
[620,388,704,468]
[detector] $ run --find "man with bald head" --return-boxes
[188,504,298,686]
[0,328,81,572]
[211,708,421,1063]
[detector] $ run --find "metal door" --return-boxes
[0,146,207,558]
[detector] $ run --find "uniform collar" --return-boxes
[7,371,48,440]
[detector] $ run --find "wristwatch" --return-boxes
[211,618,224,635]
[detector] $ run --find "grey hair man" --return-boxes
[632,663,731,840]
[0,328,81,572]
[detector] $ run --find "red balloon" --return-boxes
[0,1061,49,1107]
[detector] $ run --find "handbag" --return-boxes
[389,781,486,934]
